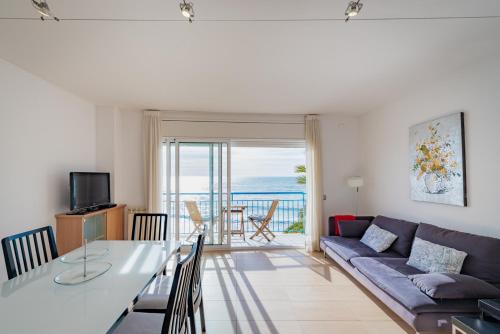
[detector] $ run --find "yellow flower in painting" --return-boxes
[412,122,459,181]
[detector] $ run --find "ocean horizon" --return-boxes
[175,176,305,195]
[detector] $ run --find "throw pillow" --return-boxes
[409,273,500,299]
[407,237,467,274]
[360,224,398,252]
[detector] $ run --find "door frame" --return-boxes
[165,138,232,247]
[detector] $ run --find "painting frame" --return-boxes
[409,112,467,207]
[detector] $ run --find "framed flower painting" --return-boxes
[409,112,467,206]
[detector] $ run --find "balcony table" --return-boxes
[0,240,180,334]
[223,205,247,240]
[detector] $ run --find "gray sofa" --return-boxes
[320,215,500,333]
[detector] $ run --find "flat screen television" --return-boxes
[70,172,111,211]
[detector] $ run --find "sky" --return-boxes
[175,145,305,178]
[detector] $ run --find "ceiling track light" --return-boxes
[31,0,59,21]
[345,0,363,22]
[179,0,194,23]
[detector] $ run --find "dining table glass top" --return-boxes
[0,240,179,334]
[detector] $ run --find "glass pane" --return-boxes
[229,146,306,247]
[167,141,230,245]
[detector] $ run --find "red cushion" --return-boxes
[333,215,356,236]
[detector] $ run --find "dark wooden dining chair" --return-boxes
[133,227,207,333]
[113,242,197,334]
[131,213,168,241]
[1,226,58,280]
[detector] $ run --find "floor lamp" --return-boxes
[347,176,364,216]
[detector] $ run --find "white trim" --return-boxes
[218,143,223,245]
[160,112,305,140]
[165,142,172,238]
[231,139,305,148]
[226,142,232,247]
[174,141,180,241]
[157,110,305,124]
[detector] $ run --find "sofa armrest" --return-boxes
[328,215,375,236]
[338,220,371,238]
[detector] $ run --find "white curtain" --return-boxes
[305,115,323,253]
[143,111,163,213]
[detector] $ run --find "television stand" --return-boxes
[55,204,126,254]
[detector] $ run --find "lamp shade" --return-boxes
[347,176,364,188]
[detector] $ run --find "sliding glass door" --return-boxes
[166,140,231,246]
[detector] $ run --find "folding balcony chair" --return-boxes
[249,200,279,242]
[184,201,211,242]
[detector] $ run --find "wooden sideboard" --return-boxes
[55,204,126,254]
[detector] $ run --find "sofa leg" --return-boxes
[323,250,326,258]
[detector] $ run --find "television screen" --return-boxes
[70,172,111,211]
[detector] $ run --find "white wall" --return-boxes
[97,110,362,237]
[320,114,361,234]
[359,54,500,238]
[95,108,144,209]
[0,59,96,281]
[114,109,144,208]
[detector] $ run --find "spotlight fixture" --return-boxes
[179,0,194,23]
[31,0,59,21]
[345,0,363,22]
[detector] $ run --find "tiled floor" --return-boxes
[227,232,305,248]
[197,249,416,334]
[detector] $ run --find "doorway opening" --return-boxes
[165,139,305,249]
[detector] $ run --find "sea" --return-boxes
[176,176,305,195]
[174,176,306,230]
[232,176,305,193]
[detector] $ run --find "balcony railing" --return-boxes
[164,192,306,235]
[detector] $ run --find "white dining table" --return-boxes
[0,240,180,334]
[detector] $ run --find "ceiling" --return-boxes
[1,0,500,114]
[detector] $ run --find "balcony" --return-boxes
[167,191,306,247]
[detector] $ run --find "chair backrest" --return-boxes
[162,242,197,334]
[189,226,207,307]
[184,201,203,223]
[1,226,58,280]
[131,213,168,241]
[264,200,279,221]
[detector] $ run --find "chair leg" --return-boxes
[249,219,260,239]
[189,312,197,334]
[255,223,271,242]
[242,219,246,241]
[187,300,197,334]
[199,297,207,333]
[262,221,276,238]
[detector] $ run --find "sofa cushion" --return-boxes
[360,224,398,252]
[372,216,418,257]
[408,273,500,299]
[407,237,468,274]
[338,220,371,238]
[320,236,402,261]
[416,223,500,287]
[350,257,479,313]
